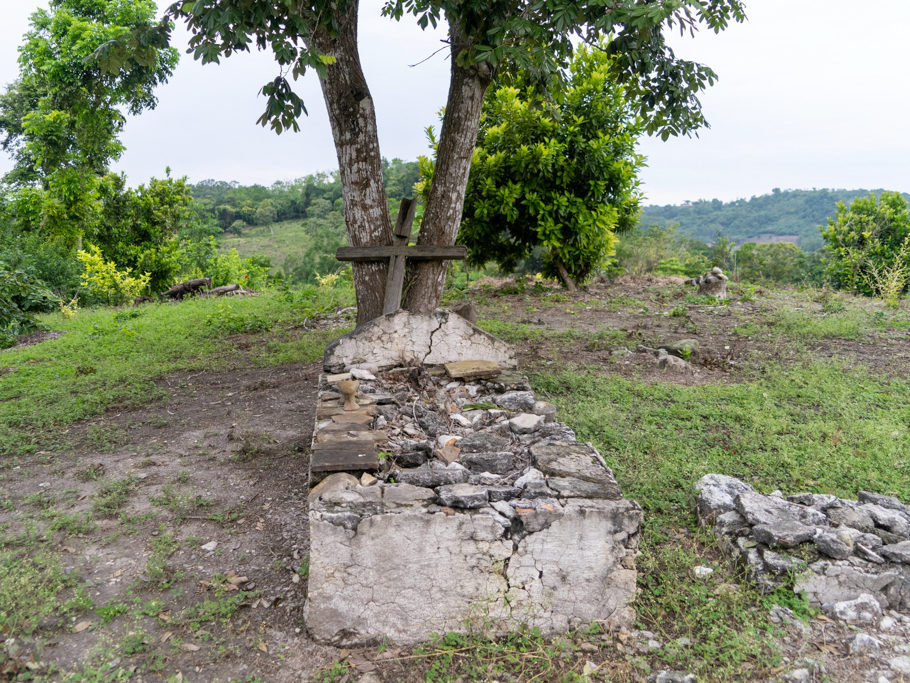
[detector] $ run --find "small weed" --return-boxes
[44,509,96,536]
[139,598,166,617]
[299,556,310,579]
[0,550,73,634]
[96,602,130,624]
[204,303,271,335]
[84,424,128,451]
[176,593,251,631]
[75,464,105,481]
[145,526,181,589]
[315,661,351,682]
[151,483,213,521]
[119,629,150,656]
[92,477,138,518]
[669,304,688,317]
[24,490,56,509]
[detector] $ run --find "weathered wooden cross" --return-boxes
[336,197,467,315]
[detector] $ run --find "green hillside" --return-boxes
[640,188,910,251]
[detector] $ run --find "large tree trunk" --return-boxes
[311,1,392,325]
[402,25,492,313]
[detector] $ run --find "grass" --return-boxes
[0,286,352,457]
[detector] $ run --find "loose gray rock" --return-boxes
[459,431,510,453]
[890,656,910,674]
[658,354,695,374]
[825,503,877,533]
[509,413,545,434]
[460,451,517,475]
[437,483,490,509]
[532,401,557,421]
[880,541,910,564]
[494,390,536,412]
[859,491,910,515]
[548,476,621,499]
[735,490,827,528]
[531,441,621,500]
[862,504,910,538]
[509,497,563,534]
[850,633,884,654]
[814,531,853,560]
[650,671,696,683]
[659,339,699,359]
[393,462,470,488]
[382,483,436,507]
[752,521,816,549]
[826,593,883,624]
[695,474,756,521]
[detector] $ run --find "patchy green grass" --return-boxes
[0,287,351,457]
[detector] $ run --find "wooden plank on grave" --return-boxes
[336,245,468,261]
[444,360,503,380]
[310,440,379,473]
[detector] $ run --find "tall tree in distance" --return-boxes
[0,0,178,245]
[169,0,746,324]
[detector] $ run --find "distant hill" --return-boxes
[639,188,910,251]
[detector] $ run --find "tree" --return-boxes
[820,192,910,302]
[169,0,745,324]
[449,43,643,289]
[735,241,807,284]
[0,0,178,245]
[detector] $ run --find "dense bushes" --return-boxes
[0,265,58,347]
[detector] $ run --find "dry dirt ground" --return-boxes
[2,276,909,681]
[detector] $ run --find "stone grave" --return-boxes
[304,310,642,646]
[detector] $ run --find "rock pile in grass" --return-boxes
[696,474,910,621]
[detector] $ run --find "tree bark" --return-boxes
[310,1,392,326]
[553,256,578,292]
[402,25,492,313]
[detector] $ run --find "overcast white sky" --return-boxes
[1,0,909,206]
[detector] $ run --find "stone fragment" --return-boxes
[393,462,470,488]
[350,367,377,381]
[509,413,545,434]
[494,391,537,412]
[308,472,360,503]
[849,633,884,654]
[360,472,377,487]
[531,441,622,500]
[514,467,554,498]
[862,504,910,538]
[325,372,353,383]
[460,451,516,475]
[735,490,827,528]
[825,503,876,533]
[484,371,531,393]
[814,531,853,560]
[548,476,619,499]
[436,434,461,448]
[782,670,809,683]
[418,411,444,436]
[437,483,490,509]
[752,521,816,549]
[532,401,557,421]
[381,483,436,507]
[715,510,750,537]
[451,414,473,428]
[761,549,807,575]
[693,566,714,579]
[436,444,460,464]
[459,431,510,453]
[444,360,501,380]
[786,493,837,510]
[694,474,756,522]
[485,486,522,502]
[826,593,882,624]
[796,563,901,609]
[509,497,564,534]
[858,491,910,514]
[318,486,384,516]
[658,354,695,374]
[856,544,886,564]
[451,302,477,325]
[651,671,696,683]
[396,449,429,467]
[880,541,910,563]
[323,310,516,373]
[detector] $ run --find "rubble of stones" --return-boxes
[696,474,910,620]
[311,365,627,542]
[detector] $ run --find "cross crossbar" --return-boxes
[335,197,467,314]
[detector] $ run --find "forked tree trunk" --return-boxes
[402,26,492,313]
[310,1,392,325]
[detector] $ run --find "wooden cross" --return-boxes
[336,197,467,315]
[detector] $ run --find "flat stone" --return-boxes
[880,541,910,563]
[325,372,353,383]
[796,563,902,609]
[485,485,522,502]
[444,360,502,380]
[509,497,564,534]
[752,521,816,549]
[825,503,876,533]
[451,414,473,428]
[494,391,536,412]
[531,441,622,500]
[459,431,510,453]
[715,510,750,537]
[509,413,544,434]
[350,367,377,381]
[735,490,827,527]
[395,450,429,467]
[460,451,517,475]
[308,473,361,503]
[858,491,910,514]
[393,462,470,488]
[549,476,621,499]
[381,483,436,507]
[311,440,379,474]
[360,472,377,486]
[658,354,695,374]
[323,310,516,373]
[437,483,490,509]
[330,411,375,426]
[761,548,807,575]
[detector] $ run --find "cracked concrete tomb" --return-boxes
[304,363,642,646]
[322,309,516,373]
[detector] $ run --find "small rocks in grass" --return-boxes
[692,565,714,579]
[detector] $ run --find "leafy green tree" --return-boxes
[0,0,178,245]
[169,0,745,323]
[454,44,644,289]
[735,242,807,284]
[821,192,910,300]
